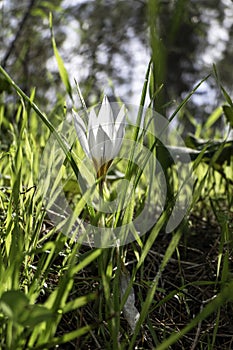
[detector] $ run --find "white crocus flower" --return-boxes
[73,96,126,178]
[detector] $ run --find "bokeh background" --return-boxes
[1,0,233,122]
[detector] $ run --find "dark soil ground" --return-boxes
[53,208,233,349]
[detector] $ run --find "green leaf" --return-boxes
[129,229,182,349]
[34,325,93,349]
[203,106,222,129]
[0,66,80,180]
[222,105,233,128]
[221,86,233,107]
[62,292,97,314]
[169,74,210,123]
[41,1,62,11]
[0,291,53,327]
[0,77,11,93]
[71,248,102,275]
[20,305,54,327]
[31,8,48,18]
[49,13,73,101]
[0,290,29,322]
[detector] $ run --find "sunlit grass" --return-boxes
[0,55,233,350]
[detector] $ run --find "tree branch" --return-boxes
[1,0,37,68]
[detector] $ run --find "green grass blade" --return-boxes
[49,13,73,102]
[0,65,79,180]
[154,280,233,350]
[169,75,211,123]
[129,229,182,349]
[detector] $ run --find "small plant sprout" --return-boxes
[73,96,126,186]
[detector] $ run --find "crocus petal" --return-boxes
[112,138,123,158]
[97,126,112,161]
[98,129,113,163]
[88,126,106,168]
[112,105,126,150]
[89,126,113,170]
[115,122,125,140]
[88,127,98,160]
[97,96,114,139]
[88,108,99,139]
[115,104,126,132]
[114,112,125,149]
[73,110,89,157]
[112,105,126,157]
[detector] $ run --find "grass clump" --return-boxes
[0,55,233,350]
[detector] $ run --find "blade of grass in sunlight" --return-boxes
[203,106,222,130]
[62,292,97,314]
[0,97,105,349]
[169,74,211,123]
[27,247,102,347]
[33,325,94,350]
[50,12,73,102]
[0,66,79,180]
[1,29,233,348]
[129,228,183,349]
